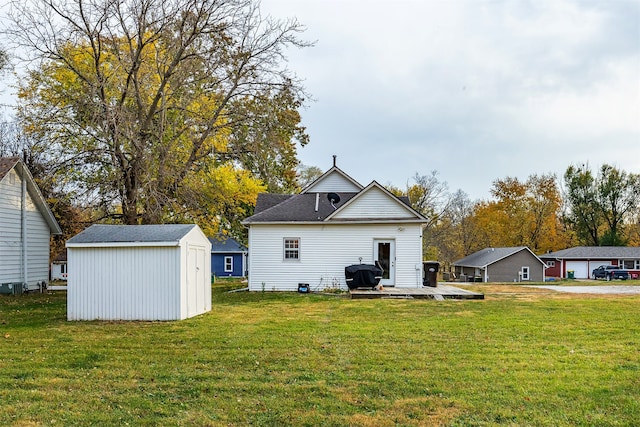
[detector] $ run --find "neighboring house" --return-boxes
[453,247,546,283]
[540,246,640,279]
[50,249,68,281]
[66,224,211,321]
[242,161,428,291]
[209,234,247,278]
[0,157,61,292]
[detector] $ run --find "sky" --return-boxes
[1,0,638,201]
[260,0,640,200]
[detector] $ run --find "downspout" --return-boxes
[21,171,28,287]
[484,266,488,283]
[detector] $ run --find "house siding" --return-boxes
[0,168,52,288]
[306,173,361,193]
[486,250,544,282]
[247,223,423,291]
[0,170,22,283]
[26,195,51,286]
[332,187,415,220]
[212,252,245,277]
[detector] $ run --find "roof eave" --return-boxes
[244,219,428,225]
[67,241,182,248]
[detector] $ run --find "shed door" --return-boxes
[374,239,395,286]
[187,246,207,317]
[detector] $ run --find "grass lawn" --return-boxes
[1,280,639,426]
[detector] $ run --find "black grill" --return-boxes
[345,264,383,289]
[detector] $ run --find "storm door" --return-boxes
[373,239,395,286]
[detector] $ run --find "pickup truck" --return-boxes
[591,265,630,281]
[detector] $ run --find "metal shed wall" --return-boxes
[67,226,211,321]
[67,246,181,320]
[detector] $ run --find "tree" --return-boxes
[7,0,310,231]
[296,163,323,189]
[432,189,480,267]
[597,165,640,245]
[0,49,6,73]
[563,165,603,245]
[563,164,640,246]
[0,121,90,257]
[390,171,454,260]
[470,174,565,252]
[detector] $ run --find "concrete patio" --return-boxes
[349,284,484,300]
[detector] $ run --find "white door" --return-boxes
[374,239,395,286]
[566,261,589,279]
[187,246,206,317]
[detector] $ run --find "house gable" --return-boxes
[0,157,61,235]
[301,166,363,193]
[327,182,425,222]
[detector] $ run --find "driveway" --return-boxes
[527,285,640,294]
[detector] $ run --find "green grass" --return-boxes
[1,282,639,426]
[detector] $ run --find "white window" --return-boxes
[546,260,555,267]
[224,256,233,273]
[521,266,530,281]
[284,238,300,260]
[620,260,640,270]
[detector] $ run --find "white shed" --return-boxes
[66,224,211,321]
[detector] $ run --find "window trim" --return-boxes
[619,259,640,270]
[283,237,300,261]
[521,266,530,281]
[546,260,555,267]
[224,256,233,273]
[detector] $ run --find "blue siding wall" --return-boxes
[212,253,244,277]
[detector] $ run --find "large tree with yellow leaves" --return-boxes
[7,0,309,233]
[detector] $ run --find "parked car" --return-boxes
[591,265,630,281]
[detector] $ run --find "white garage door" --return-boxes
[589,261,611,277]
[566,261,589,279]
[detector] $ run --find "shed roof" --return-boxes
[541,246,640,259]
[454,247,544,268]
[67,224,199,246]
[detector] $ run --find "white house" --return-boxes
[50,249,68,281]
[0,157,61,293]
[66,224,211,321]
[242,161,428,291]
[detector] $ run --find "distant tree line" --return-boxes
[388,165,640,269]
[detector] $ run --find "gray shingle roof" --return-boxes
[208,235,247,253]
[67,224,197,244]
[541,246,640,259]
[254,194,294,213]
[0,157,20,181]
[244,192,359,223]
[454,247,533,267]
